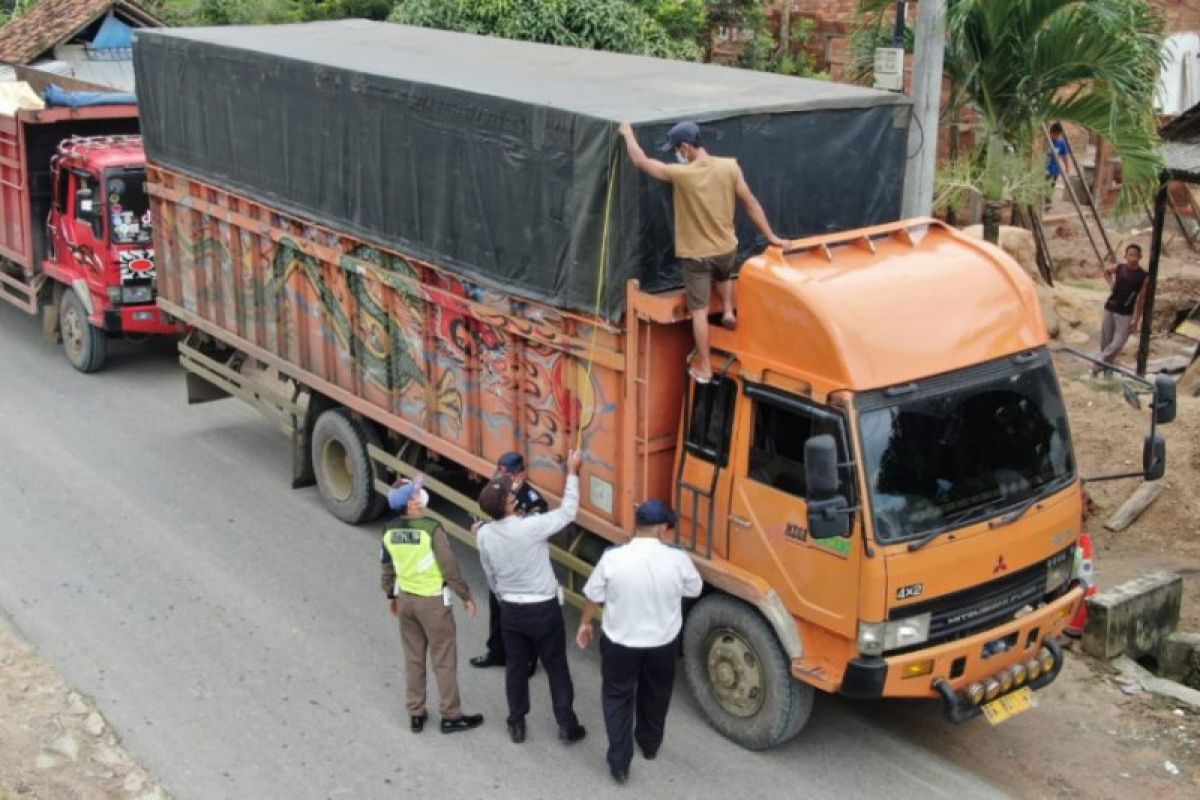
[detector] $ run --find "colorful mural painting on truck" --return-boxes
[154,176,618,506]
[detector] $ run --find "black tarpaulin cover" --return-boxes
[133,20,911,319]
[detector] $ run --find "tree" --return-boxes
[149,0,392,26]
[857,0,1165,243]
[389,0,703,61]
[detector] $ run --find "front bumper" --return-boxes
[101,304,183,336]
[840,586,1082,713]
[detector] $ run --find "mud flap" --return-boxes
[42,282,62,344]
[185,370,231,404]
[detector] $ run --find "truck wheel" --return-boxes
[59,290,106,373]
[683,594,813,750]
[312,408,385,524]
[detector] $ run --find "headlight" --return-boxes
[121,285,154,304]
[1045,549,1072,594]
[857,613,932,655]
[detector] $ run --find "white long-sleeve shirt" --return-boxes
[583,537,703,648]
[478,475,579,597]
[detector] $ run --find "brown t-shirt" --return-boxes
[664,157,740,259]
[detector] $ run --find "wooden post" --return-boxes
[901,0,946,219]
[1138,176,1170,376]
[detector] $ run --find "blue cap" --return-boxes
[635,499,677,527]
[660,120,702,152]
[388,477,427,511]
[497,452,525,474]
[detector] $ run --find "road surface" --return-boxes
[0,308,1006,799]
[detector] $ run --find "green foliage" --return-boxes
[855,0,1165,216]
[149,0,392,25]
[390,0,702,60]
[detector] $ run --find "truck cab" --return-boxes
[42,135,175,371]
[661,220,1092,743]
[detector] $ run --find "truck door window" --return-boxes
[748,397,844,499]
[685,377,736,466]
[74,173,102,238]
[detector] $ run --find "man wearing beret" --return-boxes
[576,499,703,784]
[381,477,483,734]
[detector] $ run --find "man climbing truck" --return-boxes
[0,81,178,371]
[133,22,1173,749]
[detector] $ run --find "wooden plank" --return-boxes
[1104,480,1165,532]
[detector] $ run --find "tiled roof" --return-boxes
[0,1,162,65]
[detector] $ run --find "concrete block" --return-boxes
[1159,632,1200,681]
[1083,570,1182,661]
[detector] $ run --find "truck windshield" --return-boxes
[858,354,1075,543]
[106,169,152,245]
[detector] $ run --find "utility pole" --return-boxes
[901,0,947,219]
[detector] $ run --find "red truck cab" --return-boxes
[0,102,180,372]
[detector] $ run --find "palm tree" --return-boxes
[857,0,1165,243]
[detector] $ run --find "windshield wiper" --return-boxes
[906,505,990,552]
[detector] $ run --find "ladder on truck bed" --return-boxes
[673,351,738,559]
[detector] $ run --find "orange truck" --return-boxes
[135,22,1175,749]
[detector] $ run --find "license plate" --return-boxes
[981,686,1035,725]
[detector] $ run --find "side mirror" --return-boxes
[1143,433,1166,481]
[1153,375,1177,425]
[804,434,849,539]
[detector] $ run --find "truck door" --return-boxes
[61,171,106,284]
[726,385,860,640]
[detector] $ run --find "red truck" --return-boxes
[0,93,178,371]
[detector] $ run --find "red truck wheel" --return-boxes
[683,594,813,750]
[59,290,107,373]
[311,408,386,524]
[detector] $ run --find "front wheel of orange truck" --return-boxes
[59,290,106,373]
[683,594,813,750]
[311,408,386,525]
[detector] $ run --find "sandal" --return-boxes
[720,315,738,331]
[688,366,712,384]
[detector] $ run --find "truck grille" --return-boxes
[888,549,1067,651]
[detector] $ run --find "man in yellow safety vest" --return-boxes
[382,476,483,734]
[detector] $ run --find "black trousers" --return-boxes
[485,591,505,659]
[600,635,677,773]
[500,599,578,728]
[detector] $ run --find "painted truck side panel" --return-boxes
[149,165,693,540]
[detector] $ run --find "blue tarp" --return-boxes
[45,83,136,108]
[91,14,134,50]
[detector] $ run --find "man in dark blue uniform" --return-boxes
[470,452,547,672]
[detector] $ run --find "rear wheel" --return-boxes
[59,290,106,373]
[683,594,813,750]
[311,408,385,524]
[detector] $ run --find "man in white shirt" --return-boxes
[477,449,587,747]
[576,499,703,785]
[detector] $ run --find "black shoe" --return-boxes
[558,724,587,744]
[410,714,427,733]
[440,714,483,734]
[610,767,629,785]
[507,719,526,744]
[639,745,658,761]
[470,653,505,668]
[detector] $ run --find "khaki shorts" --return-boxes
[681,251,738,311]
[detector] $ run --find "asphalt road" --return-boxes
[0,307,1006,800]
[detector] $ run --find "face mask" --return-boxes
[675,149,689,164]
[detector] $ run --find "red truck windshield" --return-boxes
[106,169,152,245]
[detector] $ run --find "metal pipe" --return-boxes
[1138,176,1169,376]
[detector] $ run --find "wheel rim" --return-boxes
[62,302,85,363]
[705,628,766,718]
[320,438,354,503]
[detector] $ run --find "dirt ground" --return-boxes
[0,612,168,800]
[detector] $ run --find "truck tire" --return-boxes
[59,290,106,373]
[683,594,813,750]
[312,408,385,524]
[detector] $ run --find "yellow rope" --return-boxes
[576,141,620,451]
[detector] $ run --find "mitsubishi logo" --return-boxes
[993,555,1008,574]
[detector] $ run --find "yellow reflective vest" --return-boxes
[382,517,444,597]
